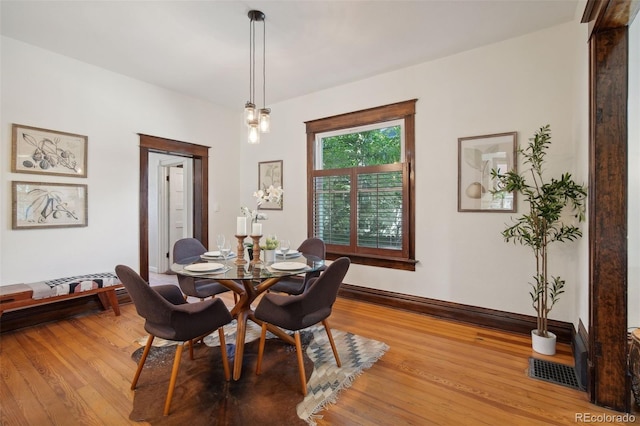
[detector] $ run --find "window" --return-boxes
[306,100,417,270]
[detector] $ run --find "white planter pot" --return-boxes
[531,329,557,355]
[263,249,276,263]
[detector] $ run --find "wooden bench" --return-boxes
[0,273,122,318]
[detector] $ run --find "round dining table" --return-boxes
[171,253,324,380]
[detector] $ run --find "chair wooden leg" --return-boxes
[131,334,155,390]
[256,322,268,375]
[323,319,341,367]
[189,339,194,360]
[219,328,231,381]
[294,331,307,396]
[163,343,184,416]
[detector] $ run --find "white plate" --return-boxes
[202,252,236,259]
[271,262,308,271]
[276,249,299,256]
[184,262,224,272]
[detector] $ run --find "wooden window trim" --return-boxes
[306,99,417,271]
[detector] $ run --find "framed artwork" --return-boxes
[458,132,517,212]
[11,124,88,178]
[258,160,283,210]
[12,181,88,229]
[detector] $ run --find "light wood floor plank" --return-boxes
[1,290,638,425]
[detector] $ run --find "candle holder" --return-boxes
[235,235,248,265]
[250,235,262,265]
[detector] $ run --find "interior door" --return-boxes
[168,165,186,264]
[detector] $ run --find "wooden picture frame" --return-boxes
[458,132,517,212]
[12,181,88,229]
[258,160,283,210]
[11,124,88,178]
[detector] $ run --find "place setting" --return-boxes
[201,251,237,261]
[275,239,301,259]
[267,262,310,276]
[180,262,232,276]
[275,249,301,259]
[199,235,237,261]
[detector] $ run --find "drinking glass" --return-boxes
[220,240,231,265]
[216,234,226,253]
[279,239,290,261]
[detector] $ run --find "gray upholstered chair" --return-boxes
[115,265,233,416]
[173,238,232,300]
[254,257,350,395]
[268,237,326,295]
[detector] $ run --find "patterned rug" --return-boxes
[134,320,388,424]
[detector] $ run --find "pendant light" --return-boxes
[245,10,270,143]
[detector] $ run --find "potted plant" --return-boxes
[492,125,587,355]
[260,236,279,263]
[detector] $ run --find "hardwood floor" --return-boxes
[1,289,638,425]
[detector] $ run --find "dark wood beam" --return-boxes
[588,26,629,413]
[582,0,635,412]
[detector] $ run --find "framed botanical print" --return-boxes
[11,124,88,178]
[458,132,517,212]
[12,181,88,229]
[258,160,283,210]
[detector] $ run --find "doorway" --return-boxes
[148,153,194,273]
[139,134,209,282]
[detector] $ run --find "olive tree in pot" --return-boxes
[492,125,587,355]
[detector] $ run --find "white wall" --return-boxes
[1,19,594,326]
[629,17,640,331]
[572,6,591,331]
[241,21,588,323]
[1,37,239,284]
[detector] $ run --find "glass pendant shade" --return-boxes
[244,10,269,144]
[259,108,271,133]
[244,102,257,125]
[248,123,260,144]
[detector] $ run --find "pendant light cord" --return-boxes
[248,17,258,105]
[262,17,266,109]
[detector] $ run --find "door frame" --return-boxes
[139,134,209,282]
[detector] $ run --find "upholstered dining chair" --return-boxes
[115,265,233,416]
[173,238,233,301]
[268,237,326,295]
[255,257,350,395]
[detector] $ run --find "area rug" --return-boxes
[131,321,389,425]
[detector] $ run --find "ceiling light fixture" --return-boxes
[245,10,270,144]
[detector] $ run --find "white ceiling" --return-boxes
[1,1,580,109]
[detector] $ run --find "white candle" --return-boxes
[252,222,262,236]
[236,217,246,235]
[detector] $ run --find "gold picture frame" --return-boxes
[11,124,88,178]
[12,181,88,229]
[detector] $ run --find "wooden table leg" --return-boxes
[214,277,294,379]
[232,309,249,380]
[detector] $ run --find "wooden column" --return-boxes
[588,26,629,412]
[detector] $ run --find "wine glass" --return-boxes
[279,239,290,261]
[216,234,226,255]
[220,240,231,265]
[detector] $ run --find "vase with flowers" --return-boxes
[240,185,283,226]
[241,185,283,255]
